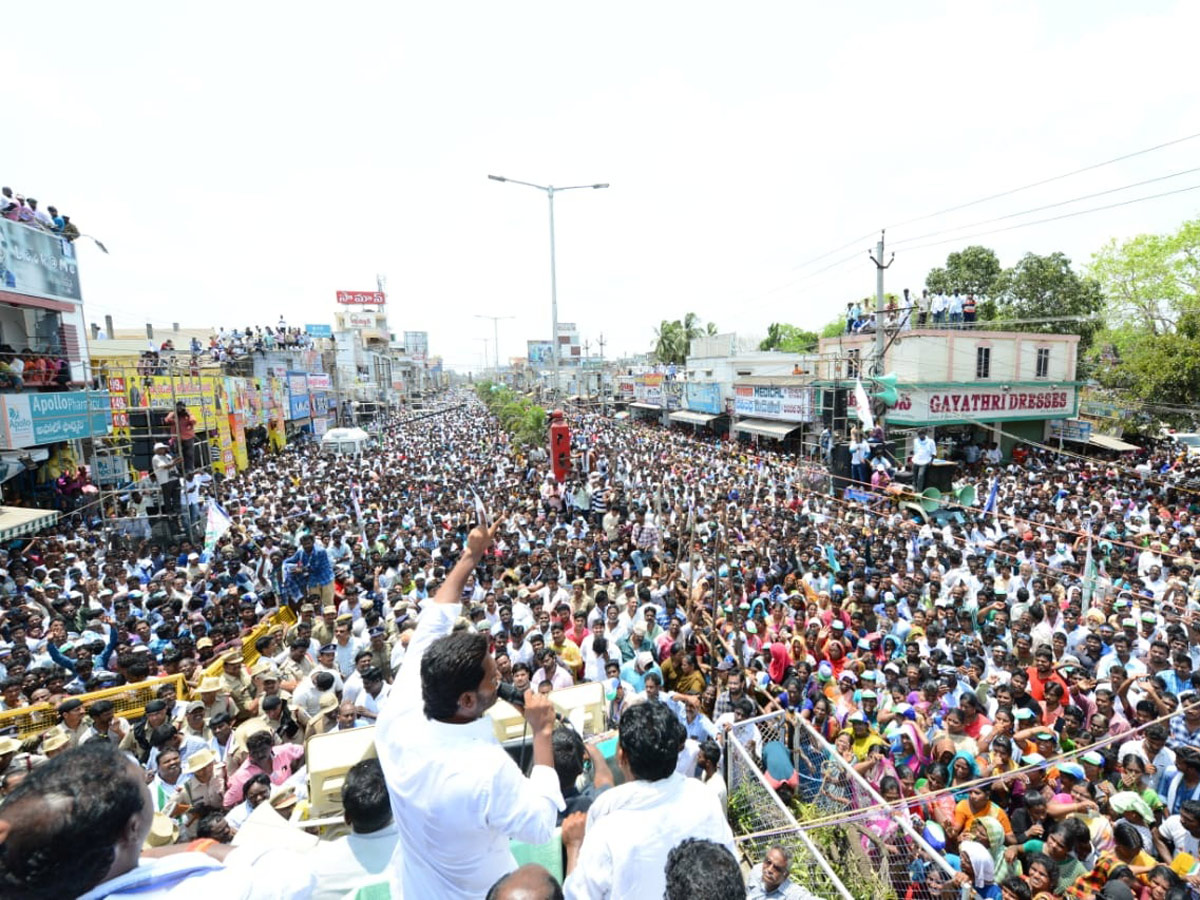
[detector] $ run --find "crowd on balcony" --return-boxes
[0,187,80,241]
[845,290,982,335]
[0,345,72,392]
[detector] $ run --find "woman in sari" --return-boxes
[975,815,1022,885]
[955,839,1002,899]
[893,720,930,774]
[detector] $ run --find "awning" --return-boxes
[630,402,662,411]
[0,506,57,542]
[733,418,801,440]
[1089,434,1139,452]
[669,410,722,426]
[0,289,76,314]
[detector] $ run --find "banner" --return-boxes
[0,218,81,303]
[0,390,111,449]
[203,500,232,556]
[684,382,723,415]
[336,290,386,305]
[853,379,875,432]
[888,385,1077,425]
[732,383,815,422]
[526,341,553,366]
[306,373,331,390]
[1048,418,1092,443]
[305,324,332,337]
[404,331,429,364]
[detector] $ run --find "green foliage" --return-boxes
[651,312,714,365]
[474,382,546,449]
[821,318,846,338]
[1090,217,1200,336]
[1092,313,1200,422]
[991,251,1104,354]
[759,322,820,352]
[925,245,1001,297]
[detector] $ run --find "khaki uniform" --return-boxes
[221,671,256,723]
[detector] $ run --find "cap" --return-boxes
[144,699,168,714]
[318,692,339,713]
[184,747,217,774]
[319,643,336,654]
[1058,762,1085,781]
[197,676,222,693]
[57,698,83,714]
[185,700,205,714]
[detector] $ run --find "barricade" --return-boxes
[0,673,186,741]
[724,712,857,899]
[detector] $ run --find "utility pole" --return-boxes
[868,230,895,427]
[474,314,514,377]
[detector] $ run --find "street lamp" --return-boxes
[488,174,609,398]
[474,314,515,377]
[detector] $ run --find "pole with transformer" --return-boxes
[868,230,894,428]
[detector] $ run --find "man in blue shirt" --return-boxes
[285,533,334,607]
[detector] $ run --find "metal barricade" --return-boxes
[724,713,856,900]
[0,673,186,740]
[791,715,975,900]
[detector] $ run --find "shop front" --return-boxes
[669,382,727,434]
[731,378,815,453]
[886,382,1079,463]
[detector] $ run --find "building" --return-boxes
[816,327,1082,459]
[0,218,111,525]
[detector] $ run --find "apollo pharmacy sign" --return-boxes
[889,385,1077,425]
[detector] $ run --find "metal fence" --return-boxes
[790,715,975,900]
[724,712,856,900]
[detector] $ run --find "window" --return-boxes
[1035,347,1050,378]
[975,346,990,379]
[847,349,860,378]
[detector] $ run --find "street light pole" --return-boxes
[474,314,515,378]
[488,174,609,399]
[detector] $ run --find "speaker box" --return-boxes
[830,443,852,490]
[821,388,847,429]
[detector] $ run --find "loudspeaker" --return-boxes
[821,388,847,429]
[830,443,852,490]
[127,409,171,473]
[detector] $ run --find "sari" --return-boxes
[978,815,1021,884]
[947,750,981,801]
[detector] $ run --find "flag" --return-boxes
[825,543,841,574]
[1081,525,1097,616]
[203,500,232,556]
[982,477,998,515]
[854,379,875,432]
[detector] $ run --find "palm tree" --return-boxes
[705,322,718,336]
[653,319,684,364]
[759,322,784,351]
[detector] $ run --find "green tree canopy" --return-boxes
[651,312,715,364]
[759,322,820,352]
[991,251,1104,353]
[1089,217,1200,336]
[924,245,1002,297]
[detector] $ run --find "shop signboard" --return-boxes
[732,383,814,422]
[1048,418,1092,443]
[307,373,332,391]
[336,290,386,305]
[0,217,81,303]
[633,374,664,405]
[616,377,634,397]
[287,371,311,420]
[888,385,1077,425]
[305,324,333,337]
[311,393,330,417]
[685,382,723,415]
[0,390,112,449]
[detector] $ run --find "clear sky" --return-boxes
[8,1,1199,371]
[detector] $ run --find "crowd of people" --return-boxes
[0,186,80,241]
[0,388,1197,899]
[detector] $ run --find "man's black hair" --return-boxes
[0,743,147,900]
[421,630,489,721]
[618,700,686,782]
[664,838,746,900]
[551,727,586,793]
[485,865,564,900]
[341,759,392,834]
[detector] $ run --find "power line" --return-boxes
[886,128,1200,230]
[896,182,1200,254]
[789,231,878,271]
[889,164,1200,249]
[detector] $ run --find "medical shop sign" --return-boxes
[733,384,814,422]
[890,385,1077,425]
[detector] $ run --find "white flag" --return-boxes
[203,500,232,556]
[854,379,875,432]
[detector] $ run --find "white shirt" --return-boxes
[376,601,564,900]
[912,436,937,466]
[75,847,316,900]
[1159,814,1200,858]
[310,823,401,900]
[563,771,735,900]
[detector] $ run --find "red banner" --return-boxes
[336,291,386,305]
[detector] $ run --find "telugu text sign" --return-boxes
[336,291,386,305]
[732,384,814,422]
[889,385,1077,424]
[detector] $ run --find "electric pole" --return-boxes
[868,230,895,426]
[474,314,514,377]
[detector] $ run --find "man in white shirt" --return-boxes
[911,429,937,493]
[562,700,735,899]
[376,520,563,900]
[311,759,400,900]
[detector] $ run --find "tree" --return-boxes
[758,322,820,352]
[924,245,1001,297]
[1094,312,1200,417]
[705,321,719,336]
[991,251,1104,353]
[651,312,714,364]
[1090,217,1200,336]
[820,318,845,338]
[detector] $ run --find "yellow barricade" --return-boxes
[0,674,186,741]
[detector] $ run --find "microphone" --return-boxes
[497,682,525,707]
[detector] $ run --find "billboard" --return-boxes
[527,341,554,366]
[0,218,81,303]
[405,331,429,363]
[305,323,333,337]
[287,371,311,419]
[733,383,815,422]
[685,382,723,415]
[346,312,375,329]
[336,290,386,305]
[307,373,331,390]
[0,390,111,449]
